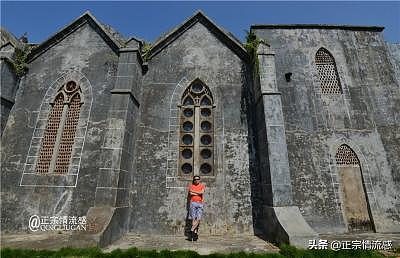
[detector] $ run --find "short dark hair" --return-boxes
[193,176,200,180]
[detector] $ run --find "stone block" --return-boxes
[262,205,318,248]
[95,188,117,206]
[20,173,78,187]
[271,183,292,206]
[97,168,119,188]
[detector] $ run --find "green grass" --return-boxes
[0,245,396,258]
[278,244,394,258]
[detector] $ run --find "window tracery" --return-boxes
[179,80,214,176]
[36,81,83,174]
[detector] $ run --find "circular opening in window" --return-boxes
[65,81,77,92]
[201,121,211,131]
[201,108,211,117]
[183,121,193,131]
[200,135,212,145]
[200,163,212,174]
[201,149,212,159]
[201,97,211,106]
[183,108,193,117]
[182,134,193,145]
[182,163,193,174]
[191,83,203,93]
[182,149,193,159]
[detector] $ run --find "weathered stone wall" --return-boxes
[130,22,254,235]
[253,27,400,233]
[387,43,400,85]
[2,11,399,247]
[0,59,18,135]
[1,22,119,231]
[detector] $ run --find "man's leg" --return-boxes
[194,220,200,233]
[191,219,200,232]
[193,203,203,235]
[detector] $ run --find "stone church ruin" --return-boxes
[1,11,399,248]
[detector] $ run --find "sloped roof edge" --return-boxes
[28,11,123,63]
[251,24,384,32]
[148,11,249,62]
[0,42,15,51]
[125,36,143,49]
[0,27,23,49]
[126,36,143,45]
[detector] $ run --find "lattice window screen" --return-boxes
[35,81,82,174]
[315,48,342,94]
[335,145,360,166]
[55,94,81,174]
[36,94,64,174]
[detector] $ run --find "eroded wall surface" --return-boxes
[0,59,18,135]
[253,27,400,233]
[2,13,399,244]
[130,22,254,235]
[1,23,119,231]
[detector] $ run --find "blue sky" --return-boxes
[1,1,400,44]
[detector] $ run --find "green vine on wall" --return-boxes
[244,30,260,73]
[141,41,152,62]
[12,45,31,77]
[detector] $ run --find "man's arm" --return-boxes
[190,189,204,194]
[189,190,201,195]
[190,186,205,195]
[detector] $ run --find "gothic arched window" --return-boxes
[36,81,83,174]
[335,144,360,166]
[179,80,214,176]
[315,48,342,94]
[335,144,374,232]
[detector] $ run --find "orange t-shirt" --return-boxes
[188,183,205,203]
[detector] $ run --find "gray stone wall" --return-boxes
[1,22,119,231]
[0,59,18,135]
[253,27,400,233]
[387,43,400,85]
[2,11,399,247]
[130,22,254,235]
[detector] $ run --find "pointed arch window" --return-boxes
[315,48,342,94]
[36,81,83,174]
[335,144,374,232]
[179,80,214,176]
[335,144,360,166]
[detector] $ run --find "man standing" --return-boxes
[188,175,205,241]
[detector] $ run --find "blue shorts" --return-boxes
[189,201,204,220]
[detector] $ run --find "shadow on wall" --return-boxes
[184,191,192,238]
[241,62,266,238]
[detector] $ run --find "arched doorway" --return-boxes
[335,144,374,232]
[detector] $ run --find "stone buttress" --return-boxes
[254,41,318,247]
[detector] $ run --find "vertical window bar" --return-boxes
[193,105,200,176]
[55,94,81,174]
